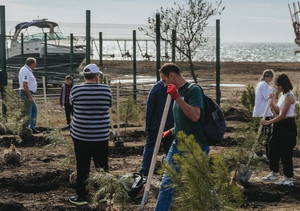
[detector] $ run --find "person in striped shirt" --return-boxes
[68,64,112,206]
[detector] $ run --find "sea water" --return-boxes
[5,21,300,62]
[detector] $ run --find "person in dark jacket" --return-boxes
[139,80,174,176]
[60,75,73,127]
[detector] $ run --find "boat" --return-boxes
[6,19,87,85]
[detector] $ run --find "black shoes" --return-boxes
[69,195,88,206]
[31,128,41,134]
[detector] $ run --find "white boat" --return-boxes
[7,19,87,84]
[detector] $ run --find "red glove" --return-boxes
[167,84,180,100]
[162,130,172,139]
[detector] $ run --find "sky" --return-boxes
[0,0,295,43]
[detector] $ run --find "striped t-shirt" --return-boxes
[70,83,112,142]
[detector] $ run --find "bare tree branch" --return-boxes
[140,0,224,83]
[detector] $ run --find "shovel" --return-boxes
[236,98,272,184]
[139,94,172,211]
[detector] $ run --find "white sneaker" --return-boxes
[275,177,294,186]
[261,172,279,182]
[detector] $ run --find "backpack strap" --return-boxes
[185,83,204,99]
[185,83,206,123]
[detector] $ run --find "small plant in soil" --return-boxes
[119,96,141,134]
[3,144,22,166]
[43,129,65,147]
[241,85,255,116]
[163,132,244,210]
[0,88,27,140]
[87,170,131,211]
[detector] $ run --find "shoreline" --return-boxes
[94,60,300,76]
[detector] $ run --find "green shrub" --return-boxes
[119,96,141,134]
[120,96,140,125]
[0,88,26,137]
[87,170,130,211]
[43,129,65,147]
[241,85,255,116]
[164,132,244,211]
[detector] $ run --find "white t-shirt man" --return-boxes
[18,65,37,93]
[253,81,273,117]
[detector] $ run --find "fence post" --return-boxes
[70,33,74,75]
[86,10,91,65]
[99,32,103,68]
[155,13,161,81]
[216,19,221,106]
[171,29,176,63]
[133,30,137,101]
[44,33,48,89]
[0,5,7,117]
[21,33,24,64]
[42,76,49,126]
[117,81,120,135]
[42,76,47,103]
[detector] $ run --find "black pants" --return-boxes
[64,103,73,125]
[268,118,297,178]
[73,138,109,198]
[263,117,273,159]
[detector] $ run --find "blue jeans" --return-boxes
[19,91,37,129]
[155,141,209,211]
[140,130,173,176]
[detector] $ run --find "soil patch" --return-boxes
[217,136,244,147]
[243,182,300,209]
[0,200,26,211]
[224,107,250,122]
[0,169,71,193]
[0,135,52,147]
[109,145,143,158]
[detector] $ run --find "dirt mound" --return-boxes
[124,130,145,141]
[224,107,250,122]
[244,183,300,208]
[109,145,143,158]
[0,169,71,193]
[0,200,26,211]
[0,135,52,148]
[217,136,244,147]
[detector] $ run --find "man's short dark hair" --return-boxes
[159,63,181,76]
[276,73,293,93]
[84,73,98,80]
[25,57,36,66]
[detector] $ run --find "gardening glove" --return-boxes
[167,84,180,100]
[162,130,172,139]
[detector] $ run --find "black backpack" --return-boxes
[187,84,226,146]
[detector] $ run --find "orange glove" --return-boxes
[162,130,172,139]
[167,84,180,100]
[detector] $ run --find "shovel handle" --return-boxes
[139,94,172,210]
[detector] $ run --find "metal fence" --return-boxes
[0,6,221,117]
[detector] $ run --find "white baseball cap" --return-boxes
[83,64,103,74]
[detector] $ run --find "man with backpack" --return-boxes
[155,63,209,211]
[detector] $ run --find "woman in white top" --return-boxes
[261,74,297,186]
[253,69,274,118]
[253,69,274,159]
